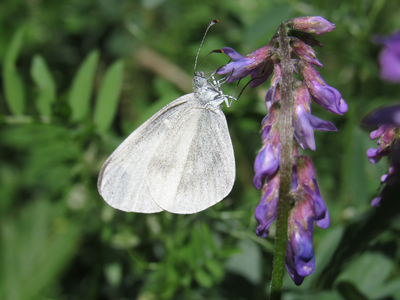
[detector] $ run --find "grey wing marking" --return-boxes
[98,94,194,213]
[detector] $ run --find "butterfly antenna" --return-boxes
[198,49,224,68]
[194,20,219,73]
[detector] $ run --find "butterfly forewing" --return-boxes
[98,95,192,213]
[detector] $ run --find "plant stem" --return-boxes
[270,23,294,300]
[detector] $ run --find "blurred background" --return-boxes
[1,0,400,299]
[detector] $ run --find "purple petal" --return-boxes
[264,88,273,111]
[221,47,244,61]
[294,106,316,150]
[370,124,389,139]
[293,220,315,276]
[363,106,400,127]
[217,59,255,81]
[253,144,280,189]
[261,124,272,141]
[294,132,309,150]
[311,85,344,115]
[307,114,338,131]
[379,48,400,83]
[254,174,280,237]
[371,196,382,207]
[338,98,348,114]
[313,179,330,229]
[287,217,315,278]
[367,148,389,164]
[249,59,274,88]
[285,245,306,286]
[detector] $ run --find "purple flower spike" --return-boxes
[287,16,335,35]
[217,44,276,83]
[254,173,280,237]
[372,32,400,83]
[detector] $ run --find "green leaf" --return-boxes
[200,222,217,253]
[205,259,224,280]
[2,28,25,115]
[194,268,213,288]
[283,291,345,300]
[30,55,56,117]
[0,200,80,300]
[104,263,122,287]
[335,251,393,296]
[68,49,99,122]
[225,239,262,285]
[336,281,369,300]
[93,60,124,131]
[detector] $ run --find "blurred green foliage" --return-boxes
[1,0,400,299]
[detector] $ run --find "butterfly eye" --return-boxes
[193,76,206,87]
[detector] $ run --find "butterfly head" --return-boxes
[193,71,208,89]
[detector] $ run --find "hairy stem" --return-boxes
[270,23,294,300]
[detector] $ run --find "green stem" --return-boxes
[270,23,294,300]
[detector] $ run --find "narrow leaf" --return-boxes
[2,28,25,115]
[68,49,99,122]
[30,55,56,117]
[93,60,124,131]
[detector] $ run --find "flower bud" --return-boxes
[287,16,335,35]
[298,60,348,115]
[291,37,323,67]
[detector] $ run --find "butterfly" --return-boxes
[97,21,236,214]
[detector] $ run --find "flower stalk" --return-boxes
[270,23,294,300]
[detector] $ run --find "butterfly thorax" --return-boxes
[192,71,226,110]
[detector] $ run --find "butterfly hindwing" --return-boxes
[147,106,235,214]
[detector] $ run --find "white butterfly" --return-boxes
[98,20,236,214]
[98,70,235,214]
